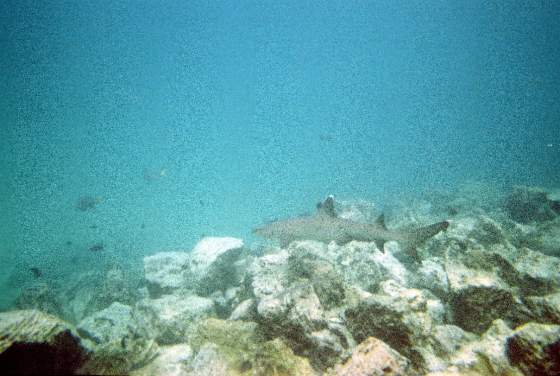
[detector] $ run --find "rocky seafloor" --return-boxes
[1,184,560,375]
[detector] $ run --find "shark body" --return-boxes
[253,197,449,254]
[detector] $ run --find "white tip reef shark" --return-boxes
[253,196,449,257]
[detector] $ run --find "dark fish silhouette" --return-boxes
[253,196,449,258]
[76,195,102,211]
[88,243,104,252]
[29,267,42,278]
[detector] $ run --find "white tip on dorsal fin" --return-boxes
[375,213,387,229]
[317,195,337,217]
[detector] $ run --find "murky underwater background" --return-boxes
[1,0,559,342]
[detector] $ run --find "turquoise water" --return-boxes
[1,1,559,309]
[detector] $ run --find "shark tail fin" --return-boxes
[402,220,449,258]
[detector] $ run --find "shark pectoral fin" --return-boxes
[374,239,385,251]
[375,214,387,230]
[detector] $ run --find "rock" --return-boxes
[255,272,348,369]
[249,249,291,299]
[92,265,138,310]
[332,240,409,292]
[187,343,229,376]
[131,344,193,376]
[506,322,560,376]
[15,282,63,318]
[229,298,257,321]
[189,237,244,276]
[286,247,347,309]
[328,337,411,376]
[77,302,137,344]
[524,292,560,325]
[143,238,247,299]
[0,309,88,375]
[135,294,215,344]
[77,302,158,374]
[445,258,534,334]
[60,270,105,323]
[345,281,446,372]
[143,252,190,298]
[191,237,249,296]
[445,319,521,375]
[189,318,262,369]
[257,279,350,369]
[504,186,559,224]
[413,259,449,297]
[188,319,315,375]
[430,325,476,359]
[503,247,560,293]
[467,215,507,246]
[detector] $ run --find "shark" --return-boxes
[253,196,449,257]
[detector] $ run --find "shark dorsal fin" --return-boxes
[375,213,387,229]
[317,196,337,217]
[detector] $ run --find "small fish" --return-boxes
[140,223,146,229]
[89,224,98,229]
[76,195,103,211]
[88,243,104,252]
[29,267,42,278]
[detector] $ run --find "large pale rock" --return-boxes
[186,343,229,376]
[135,294,215,344]
[249,247,351,369]
[143,237,246,299]
[329,337,411,376]
[77,302,159,375]
[445,319,521,375]
[506,322,560,376]
[78,302,137,344]
[131,344,193,376]
[188,319,315,375]
[143,252,190,297]
[191,237,248,296]
[190,237,244,270]
[333,240,409,291]
[0,310,88,375]
[345,281,446,372]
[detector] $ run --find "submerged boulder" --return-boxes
[77,302,158,375]
[15,282,63,318]
[0,310,88,375]
[506,322,560,376]
[143,252,191,298]
[187,319,315,375]
[441,319,521,375]
[135,294,216,344]
[345,280,446,372]
[524,292,560,325]
[328,337,411,376]
[142,237,247,298]
[131,343,193,376]
[248,246,353,369]
[191,237,249,296]
[504,186,559,224]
